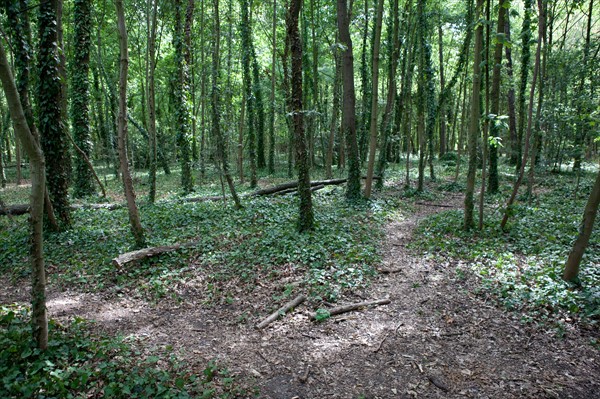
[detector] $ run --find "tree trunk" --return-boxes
[500,0,544,230]
[288,0,314,232]
[337,0,362,200]
[364,0,384,199]
[326,46,342,179]
[487,0,507,194]
[212,0,242,209]
[268,0,277,174]
[464,0,484,230]
[240,0,257,187]
[504,13,518,166]
[516,0,532,171]
[0,40,48,350]
[563,169,600,281]
[116,0,145,248]
[38,0,71,226]
[71,0,95,198]
[147,0,158,203]
[438,17,447,157]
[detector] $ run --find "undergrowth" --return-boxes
[0,304,250,398]
[0,189,387,302]
[413,172,600,326]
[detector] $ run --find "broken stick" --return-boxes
[256,294,306,329]
[310,298,391,320]
[112,239,199,268]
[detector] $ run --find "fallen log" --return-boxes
[310,298,391,320]
[0,202,123,216]
[112,239,199,268]
[415,202,455,208]
[255,294,307,329]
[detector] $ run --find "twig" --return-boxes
[310,298,391,320]
[255,294,306,329]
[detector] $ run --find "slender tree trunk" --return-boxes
[240,0,257,187]
[147,0,158,203]
[488,0,507,194]
[288,0,313,232]
[0,40,48,350]
[505,13,518,166]
[268,0,277,174]
[563,169,600,281]
[116,0,145,248]
[500,0,544,230]
[376,0,401,187]
[516,0,532,171]
[212,0,242,209]
[326,47,342,179]
[438,17,447,157]
[364,0,384,199]
[359,0,371,162]
[337,0,361,200]
[464,0,484,230]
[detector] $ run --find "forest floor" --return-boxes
[2,190,598,398]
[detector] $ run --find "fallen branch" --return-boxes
[415,202,455,208]
[112,239,199,268]
[377,268,404,274]
[310,298,391,320]
[255,294,306,329]
[0,202,123,216]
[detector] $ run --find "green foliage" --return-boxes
[413,174,600,324]
[0,189,384,302]
[0,305,245,398]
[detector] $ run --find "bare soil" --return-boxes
[1,196,598,399]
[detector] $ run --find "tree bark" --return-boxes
[500,0,544,230]
[0,40,48,350]
[337,0,362,200]
[288,0,314,232]
[563,169,600,281]
[147,0,158,203]
[464,0,484,230]
[364,0,384,199]
[116,0,146,248]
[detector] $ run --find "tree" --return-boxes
[116,0,146,248]
[71,0,95,198]
[240,0,258,187]
[364,0,384,199]
[38,0,71,226]
[563,169,600,281]
[337,0,362,201]
[212,0,242,209]
[287,0,313,232]
[147,0,159,203]
[487,0,508,194]
[174,0,194,194]
[515,0,532,169]
[0,39,48,350]
[464,0,484,230]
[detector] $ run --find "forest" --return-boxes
[0,0,598,397]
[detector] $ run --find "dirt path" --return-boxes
[3,199,598,398]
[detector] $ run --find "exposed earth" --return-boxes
[1,195,598,398]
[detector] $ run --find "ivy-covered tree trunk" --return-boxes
[287,0,313,232]
[147,0,158,203]
[116,0,146,248]
[487,0,508,194]
[38,0,71,226]
[504,13,518,167]
[268,0,277,174]
[516,0,532,170]
[364,0,384,199]
[337,0,361,201]
[359,0,371,162]
[212,0,242,209]
[240,0,257,187]
[421,5,437,182]
[0,40,48,350]
[464,0,484,230]
[326,45,342,180]
[71,0,95,198]
[173,0,194,194]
